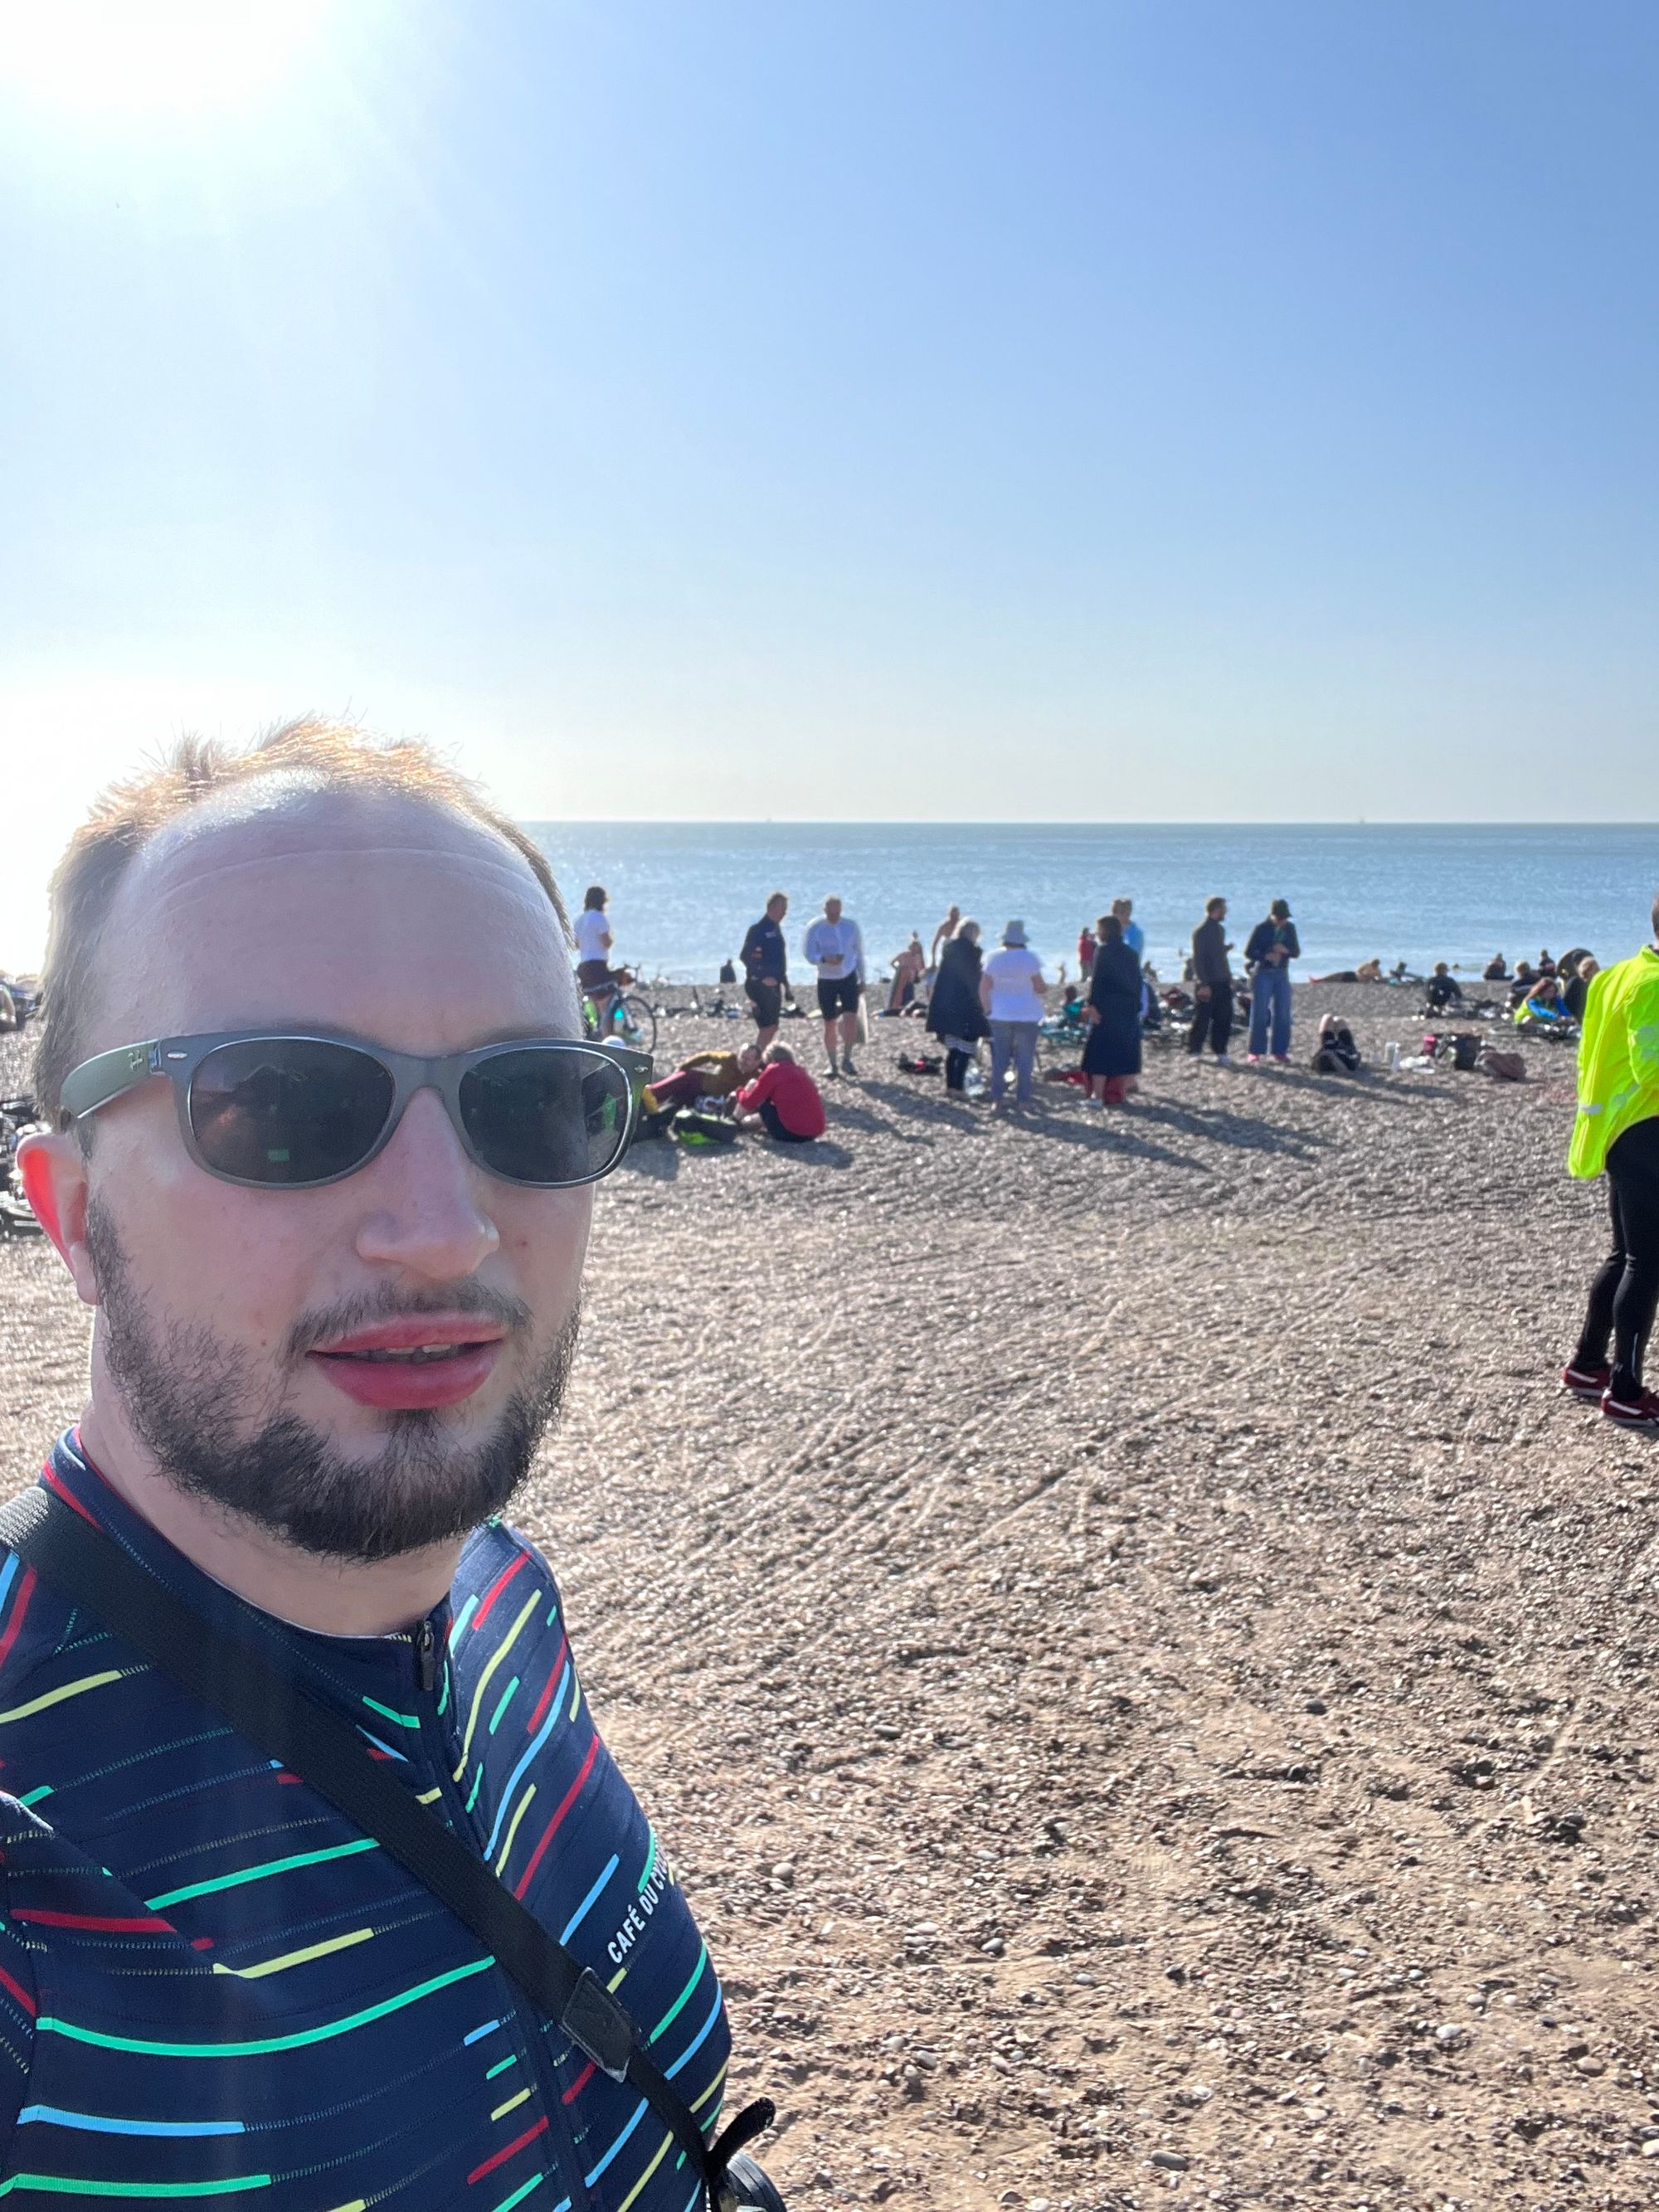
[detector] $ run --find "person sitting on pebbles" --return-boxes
[640,1044,761,1124]
[732,1042,828,1145]
[1425,962,1464,1014]
[1311,1011,1362,1073]
[1515,974,1569,1029]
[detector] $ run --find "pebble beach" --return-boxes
[2,984,1655,2210]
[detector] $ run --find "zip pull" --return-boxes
[411,1617,437,1694]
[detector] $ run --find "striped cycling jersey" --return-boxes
[0,1433,731,2209]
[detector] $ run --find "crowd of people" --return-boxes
[584,882,1610,1148]
[619,887,1384,1142]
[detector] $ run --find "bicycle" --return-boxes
[579,967,658,1057]
[0,1096,44,1238]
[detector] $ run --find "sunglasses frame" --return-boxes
[59,1030,654,1191]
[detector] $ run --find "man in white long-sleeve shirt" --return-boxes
[803,894,864,1077]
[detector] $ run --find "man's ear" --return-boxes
[17,1133,100,1307]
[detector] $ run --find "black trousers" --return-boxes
[1188,984,1233,1057]
[757,1101,813,1144]
[945,1048,971,1091]
[1575,1116,1659,1397]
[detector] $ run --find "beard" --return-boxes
[85,1199,579,1565]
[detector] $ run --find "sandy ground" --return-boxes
[2,985,1657,2212]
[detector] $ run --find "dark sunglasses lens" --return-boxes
[188,1041,395,1186]
[459,1048,632,1184]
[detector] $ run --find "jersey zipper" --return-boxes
[406,1619,596,2212]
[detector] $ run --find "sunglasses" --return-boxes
[59,1031,653,1191]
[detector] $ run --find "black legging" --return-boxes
[1575,1115,1659,1398]
[1188,984,1233,1057]
[945,1048,972,1091]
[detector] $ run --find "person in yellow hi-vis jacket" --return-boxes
[1564,900,1659,1428]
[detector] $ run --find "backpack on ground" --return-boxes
[673,1109,741,1147]
[1478,1046,1526,1083]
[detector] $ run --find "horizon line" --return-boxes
[515,816,1659,829]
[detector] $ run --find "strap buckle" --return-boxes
[562,1966,633,2082]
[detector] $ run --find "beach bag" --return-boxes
[898,1053,941,1076]
[1479,1046,1526,1083]
[1450,1033,1481,1072]
[673,1109,740,1147]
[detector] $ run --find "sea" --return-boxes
[523,823,1659,986]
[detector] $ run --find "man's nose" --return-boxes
[353,1089,499,1280]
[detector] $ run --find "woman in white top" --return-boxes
[573,885,623,1003]
[979,919,1050,1110]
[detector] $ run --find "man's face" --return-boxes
[766,895,787,922]
[69,788,591,1563]
[737,1045,762,1079]
[825,897,842,924]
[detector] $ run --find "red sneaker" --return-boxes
[1561,1360,1611,1401]
[1601,1385,1659,1432]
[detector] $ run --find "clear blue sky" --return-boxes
[2,1,1656,955]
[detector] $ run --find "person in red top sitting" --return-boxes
[733,1042,827,1144]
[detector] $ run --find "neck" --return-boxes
[75,1394,460,1637]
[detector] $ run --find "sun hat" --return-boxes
[1002,920,1029,947]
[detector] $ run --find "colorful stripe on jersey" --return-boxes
[0,1433,729,2208]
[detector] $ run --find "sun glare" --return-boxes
[0,0,332,116]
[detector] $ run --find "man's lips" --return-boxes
[308,1316,507,1409]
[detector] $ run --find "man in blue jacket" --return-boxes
[4,720,752,2209]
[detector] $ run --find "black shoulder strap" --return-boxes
[0,1487,773,2209]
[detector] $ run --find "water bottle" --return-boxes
[1384,1040,1399,1071]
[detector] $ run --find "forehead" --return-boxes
[92,785,576,1053]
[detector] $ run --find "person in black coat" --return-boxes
[1082,912,1143,1103]
[925,920,990,1091]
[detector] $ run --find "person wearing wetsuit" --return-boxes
[740,890,790,1049]
[1425,964,1463,1014]
[1188,897,1233,1060]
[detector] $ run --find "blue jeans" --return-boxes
[990,1020,1038,1104]
[1249,964,1292,1057]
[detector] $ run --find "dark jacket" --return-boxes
[740,914,787,983]
[1244,917,1300,972]
[1082,938,1142,1077]
[926,935,990,1043]
[1192,916,1231,989]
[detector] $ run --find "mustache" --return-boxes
[284,1281,533,1364]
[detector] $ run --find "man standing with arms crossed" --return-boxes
[2,722,780,2209]
[1189,895,1234,1062]
[803,894,864,1080]
[739,889,790,1052]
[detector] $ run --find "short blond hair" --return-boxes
[36,716,568,1123]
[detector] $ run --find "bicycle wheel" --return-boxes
[611,994,658,1056]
